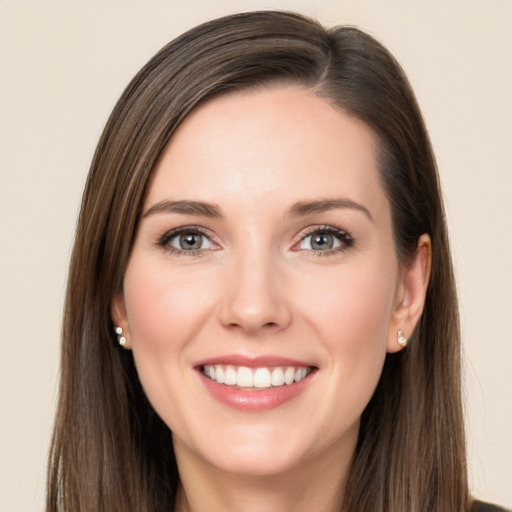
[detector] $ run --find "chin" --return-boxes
[206,444,305,477]
[176,420,329,478]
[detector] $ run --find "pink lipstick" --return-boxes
[195,354,316,411]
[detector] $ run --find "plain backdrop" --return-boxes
[1,1,511,511]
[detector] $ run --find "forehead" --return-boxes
[145,86,388,221]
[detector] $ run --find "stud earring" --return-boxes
[115,326,128,348]
[397,329,408,347]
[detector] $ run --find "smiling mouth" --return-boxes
[201,364,314,389]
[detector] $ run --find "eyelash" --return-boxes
[156,225,355,257]
[293,225,355,257]
[157,226,216,257]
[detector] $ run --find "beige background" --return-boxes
[1,1,511,510]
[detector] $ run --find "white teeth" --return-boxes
[284,367,295,385]
[215,364,224,384]
[224,365,237,385]
[202,364,311,388]
[271,367,285,386]
[253,368,272,388]
[294,368,308,382]
[237,366,253,387]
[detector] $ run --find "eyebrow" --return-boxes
[142,197,373,222]
[286,198,373,222]
[143,200,222,219]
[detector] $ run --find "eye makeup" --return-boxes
[292,225,355,257]
[156,225,218,257]
[155,223,356,258]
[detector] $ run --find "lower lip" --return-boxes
[198,371,314,411]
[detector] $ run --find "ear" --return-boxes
[111,291,132,350]
[387,234,431,353]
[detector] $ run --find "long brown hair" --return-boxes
[47,11,469,512]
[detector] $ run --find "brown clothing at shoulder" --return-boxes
[471,500,511,512]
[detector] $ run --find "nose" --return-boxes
[218,251,292,335]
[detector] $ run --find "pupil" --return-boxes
[180,233,202,250]
[312,233,333,250]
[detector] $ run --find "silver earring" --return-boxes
[115,326,127,348]
[397,329,408,347]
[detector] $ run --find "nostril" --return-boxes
[219,287,292,333]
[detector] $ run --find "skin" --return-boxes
[112,86,431,512]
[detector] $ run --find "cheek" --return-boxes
[301,261,397,346]
[121,258,218,429]
[297,261,397,410]
[123,259,215,352]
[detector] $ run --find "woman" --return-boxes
[46,10,508,512]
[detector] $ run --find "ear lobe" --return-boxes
[387,234,431,353]
[111,292,131,350]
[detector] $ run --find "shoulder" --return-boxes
[471,500,511,512]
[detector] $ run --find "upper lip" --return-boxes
[194,354,315,368]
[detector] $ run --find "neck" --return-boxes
[173,434,355,512]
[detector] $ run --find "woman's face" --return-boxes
[114,86,420,477]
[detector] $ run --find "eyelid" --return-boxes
[157,225,220,255]
[292,225,355,254]
[156,224,354,256]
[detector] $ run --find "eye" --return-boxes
[295,226,354,254]
[170,232,212,251]
[158,227,216,254]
